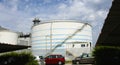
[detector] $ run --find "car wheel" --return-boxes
[72,62,76,64]
[58,61,62,65]
[76,61,79,64]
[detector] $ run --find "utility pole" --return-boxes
[50,22,53,51]
[45,35,48,54]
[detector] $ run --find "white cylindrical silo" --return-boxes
[31,20,92,60]
[0,30,18,45]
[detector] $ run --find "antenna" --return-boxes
[32,18,40,26]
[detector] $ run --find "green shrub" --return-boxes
[93,46,120,65]
[0,52,39,65]
[25,60,39,65]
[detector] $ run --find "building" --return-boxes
[0,26,30,53]
[0,26,18,45]
[31,19,92,60]
[96,0,120,46]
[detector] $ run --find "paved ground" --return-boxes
[39,61,94,65]
[65,63,93,65]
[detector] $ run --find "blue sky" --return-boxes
[0,0,113,45]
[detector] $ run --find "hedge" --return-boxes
[93,46,120,65]
[0,52,39,65]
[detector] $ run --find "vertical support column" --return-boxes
[50,22,53,51]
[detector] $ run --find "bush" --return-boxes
[0,52,39,65]
[93,46,120,65]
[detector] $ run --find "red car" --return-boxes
[45,54,65,65]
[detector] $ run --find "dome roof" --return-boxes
[0,26,13,32]
[0,26,8,31]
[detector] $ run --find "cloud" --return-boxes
[42,0,112,45]
[37,0,111,25]
[0,0,113,45]
[0,0,32,32]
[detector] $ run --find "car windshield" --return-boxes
[81,53,93,58]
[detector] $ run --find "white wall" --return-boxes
[0,31,18,45]
[31,21,92,60]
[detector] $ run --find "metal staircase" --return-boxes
[45,23,88,56]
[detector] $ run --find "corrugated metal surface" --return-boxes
[0,43,31,53]
[31,21,92,60]
[0,31,18,45]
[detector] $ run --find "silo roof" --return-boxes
[0,26,18,33]
[0,26,8,31]
[32,20,92,28]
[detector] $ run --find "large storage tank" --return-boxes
[31,19,92,60]
[0,27,18,45]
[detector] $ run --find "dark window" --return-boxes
[81,44,85,47]
[51,55,56,58]
[87,44,89,47]
[57,55,63,58]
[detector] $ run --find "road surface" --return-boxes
[65,63,93,65]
